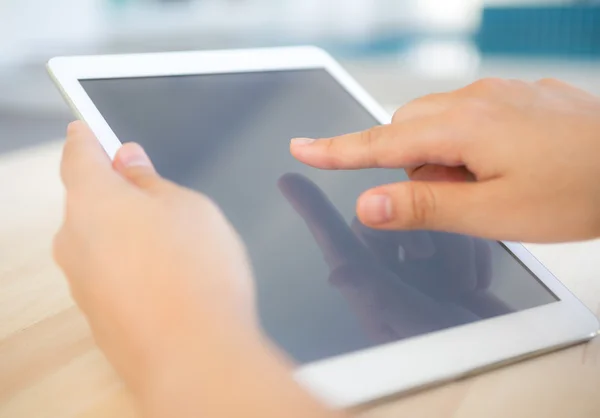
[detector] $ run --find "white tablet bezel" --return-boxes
[47,46,599,408]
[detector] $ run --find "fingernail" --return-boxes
[360,194,393,225]
[291,137,316,146]
[117,143,152,168]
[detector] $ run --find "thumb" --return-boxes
[357,181,500,238]
[113,143,163,191]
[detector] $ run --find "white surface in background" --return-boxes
[412,0,483,33]
[0,0,485,67]
[0,0,586,69]
[343,56,600,111]
[485,0,573,4]
[0,0,105,64]
[404,40,482,78]
[4,31,600,114]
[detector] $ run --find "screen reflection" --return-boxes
[278,173,518,344]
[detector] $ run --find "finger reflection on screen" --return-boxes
[278,173,490,343]
[350,219,513,317]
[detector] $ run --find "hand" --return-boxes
[290,78,600,243]
[54,122,256,395]
[54,123,343,418]
[278,173,511,344]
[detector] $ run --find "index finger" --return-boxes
[61,122,121,192]
[290,117,466,170]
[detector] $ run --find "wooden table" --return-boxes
[1,141,600,418]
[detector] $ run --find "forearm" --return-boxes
[138,321,346,418]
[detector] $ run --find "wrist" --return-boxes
[136,315,269,409]
[137,326,340,418]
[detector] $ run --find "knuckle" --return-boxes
[463,98,493,114]
[52,229,66,266]
[536,77,565,87]
[65,192,84,219]
[64,194,79,219]
[507,78,531,89]
[446,98,494,123]
[65,192,99,224]
[193,191,218,211]
[360,128,376,147]
[360,128,378,166]
[323,137,343,168]
[168,186,216,212]
[180,192,228,226]
[411,93,442,106]
[59,158,69,185]
[468,77,508,95]
[392,93,444,124]
[324,136,337,155]
[61,137,75,164]
[60,141,78,186]
[66,121,83,136]
[125,167,162,190]
[200,195,227,220]
[391,107,404,124]
[406,183,437,228]
[392,98,424,123]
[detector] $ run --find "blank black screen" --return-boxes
[81,69,557,364]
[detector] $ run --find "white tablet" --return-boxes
[48,46,599,408]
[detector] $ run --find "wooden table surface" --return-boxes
[1,141,600,418]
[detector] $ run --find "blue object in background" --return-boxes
[476,5,600,58]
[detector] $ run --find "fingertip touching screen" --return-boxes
[81,69,558,364]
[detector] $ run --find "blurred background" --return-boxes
[0,0,599,155]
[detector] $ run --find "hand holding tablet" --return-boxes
[48,47,600,412]
[55,125,339,418]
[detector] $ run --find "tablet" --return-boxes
[48,46,599,408]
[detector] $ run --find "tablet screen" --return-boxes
[81,69,558,364]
